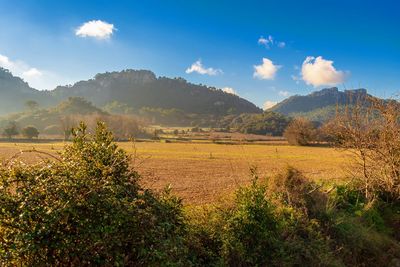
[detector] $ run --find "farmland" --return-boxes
[0,141,350,204]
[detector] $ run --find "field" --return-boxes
[0,141,351,204]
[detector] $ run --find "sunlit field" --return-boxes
[0,141,351,204]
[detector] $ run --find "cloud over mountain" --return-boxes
[75,20,115,39]
[222,87,237,95]
[186,60,222,76]
[253,58,280,80]
[301,56,346,87]
[263,100,277,110]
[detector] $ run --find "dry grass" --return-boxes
[0,141,351,204]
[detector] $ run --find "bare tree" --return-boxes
[327,97,400,202]
[60,115,77,141]
[284,118,315,146]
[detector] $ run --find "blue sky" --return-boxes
[0,0,399,108]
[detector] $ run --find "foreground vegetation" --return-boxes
[0,122,399,266]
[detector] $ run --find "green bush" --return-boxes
[221,178,279,266]
[0,122,187,266]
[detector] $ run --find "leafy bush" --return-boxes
[221,177,279,266]
[0,122,187,266]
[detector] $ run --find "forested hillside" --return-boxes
[51,70,261,115]
[0,68,261,116]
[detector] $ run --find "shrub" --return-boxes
[186,168,338,266]
[267,167,327,217]
[284,118,315,145]
[0,122,187,266]
[221,176,279,266]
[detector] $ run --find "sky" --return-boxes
[0,0,399,109]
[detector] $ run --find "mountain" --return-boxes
[0,68,261,117]
[50,70,261,115]
[0,68,52,115]
[270,87,374,122]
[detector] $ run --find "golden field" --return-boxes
[0,141,351,204]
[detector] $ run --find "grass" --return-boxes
[0,141,351,204]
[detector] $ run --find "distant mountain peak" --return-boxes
[309,87,338,97]
[271,87,377,122]
[94,69,157,84]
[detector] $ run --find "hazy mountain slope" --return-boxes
[0,97,107,134]
[0,68,52,115]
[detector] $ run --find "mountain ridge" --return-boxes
[0,68,261,116]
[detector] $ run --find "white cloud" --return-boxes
[75,20,115,39]
[253,58,281,80]
[258,35,285,49]
[222,87,237,95]
[263,100,277,110]
[279,90,290,97]
[0,53,69,90]
[301,56,346,87]
[0,54,13,69]
[186,60,222,76]
[258,35,274,48]
[23,68,43,78]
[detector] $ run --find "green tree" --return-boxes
[21,126,39,139]
[2,121,19,139]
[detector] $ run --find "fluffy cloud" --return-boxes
[222,87,237,95]
[301,56,346,87]
[253,58,280,80]
[278,90,290,97]
[263,100,277,110]
[186,60,222,76]
[0,53,69,90]
[75,20,115,39]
